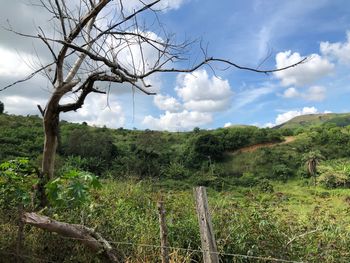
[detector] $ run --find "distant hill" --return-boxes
[224,124,256,128]
[275,113,350,129]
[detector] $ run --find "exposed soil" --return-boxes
[230,136,296,154]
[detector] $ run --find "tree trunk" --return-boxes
[42,110,59,179]
[39,102,60,206]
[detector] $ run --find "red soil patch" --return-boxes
[230,136,296,154]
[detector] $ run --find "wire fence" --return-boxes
[0,250,54,263]
[1,235,305,263]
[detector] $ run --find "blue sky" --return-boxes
[1,0,350,130]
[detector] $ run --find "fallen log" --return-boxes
[22,212,119,262]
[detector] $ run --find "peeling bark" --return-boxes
[22,212,119,263]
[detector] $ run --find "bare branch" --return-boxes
[90,0,161,44]
[139,56,308,78]
[64,16,96,83]
[55,0,111,85]
[22,212,119,262]
[37,104,45,116]
[0,63,54,92]
[54,0,67,39]
[38,27,58,62]
[286,229,320,247]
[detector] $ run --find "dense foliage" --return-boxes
[0,114,285,180]
[2,113,350,262]
[0,158,37,208]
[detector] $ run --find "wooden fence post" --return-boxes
[193,186,219,263]
[16,205,24,263]
[157,198,169,263]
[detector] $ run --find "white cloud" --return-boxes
[143,110,212,131]
[143,69,234,130]
[263,122,274,128]
[224,122,232,128]
[61,94,125,128]
[142,70,234,130]
[176,70,232,101]
[233,86,275,110]
[305,86,326,101]
[320,31,350,64]
[282,86,326,101]
[282,87,299,98]
[107,30,165,93]
[275,106,318,125]
[274,51,334,86]
[120,0,186,13]
[183,99,231,112]
[0,46,36,77]
[110,31,164,74]
[2,95,46,115]
[176,69,233,112]
[264,107,332,127]
[153,94,182,112]
[257,26,271,59]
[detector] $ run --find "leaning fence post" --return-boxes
[193,186,219,263]
[157,197,169,263]
[16,204,24,263]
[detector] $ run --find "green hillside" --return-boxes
[275,113,350,129]
[2,113,350,262]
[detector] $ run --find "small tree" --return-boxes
[194,133,224,161]
[0,101,4,114]
[303,150,325,186]
[1,0,305,205]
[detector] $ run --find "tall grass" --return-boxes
[1,179,350,262]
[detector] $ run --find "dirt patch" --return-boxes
[229,136,296,154]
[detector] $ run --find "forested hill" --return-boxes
[0,113,284,175]
[2,112,350,186]
[274,113,350,129]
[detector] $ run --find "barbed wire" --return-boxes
[3,230,349,263]
[59,235,305,263]
[0,250,54,263]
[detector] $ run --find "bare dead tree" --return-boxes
[2,0,306,205]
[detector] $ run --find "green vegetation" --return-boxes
[0,101,3,114]
[275,112,350,129]
[0,158,38,208]
[2,113,350,262]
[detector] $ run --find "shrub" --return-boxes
[272,164,293,181]
[238,172,258,187]
[62,128,118,174]
[318,172,350,189]
[193,133,224,161]
[162,161,190,179]
[0,101,4,114]
[46,169,101,208]
[258,179,274,193]
[0,158,38,208]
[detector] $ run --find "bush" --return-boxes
[193,133,224,161]
[238,172,258,187]
[0,101,4,114]
[318,172,350,189]
[258,179,274,193]
[46,169,101,208]
[62,128,118,174]
[272,164,293,181]
[0,158,38,208]
[162,161,190,179]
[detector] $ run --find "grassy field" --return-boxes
[1,179,350,262]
